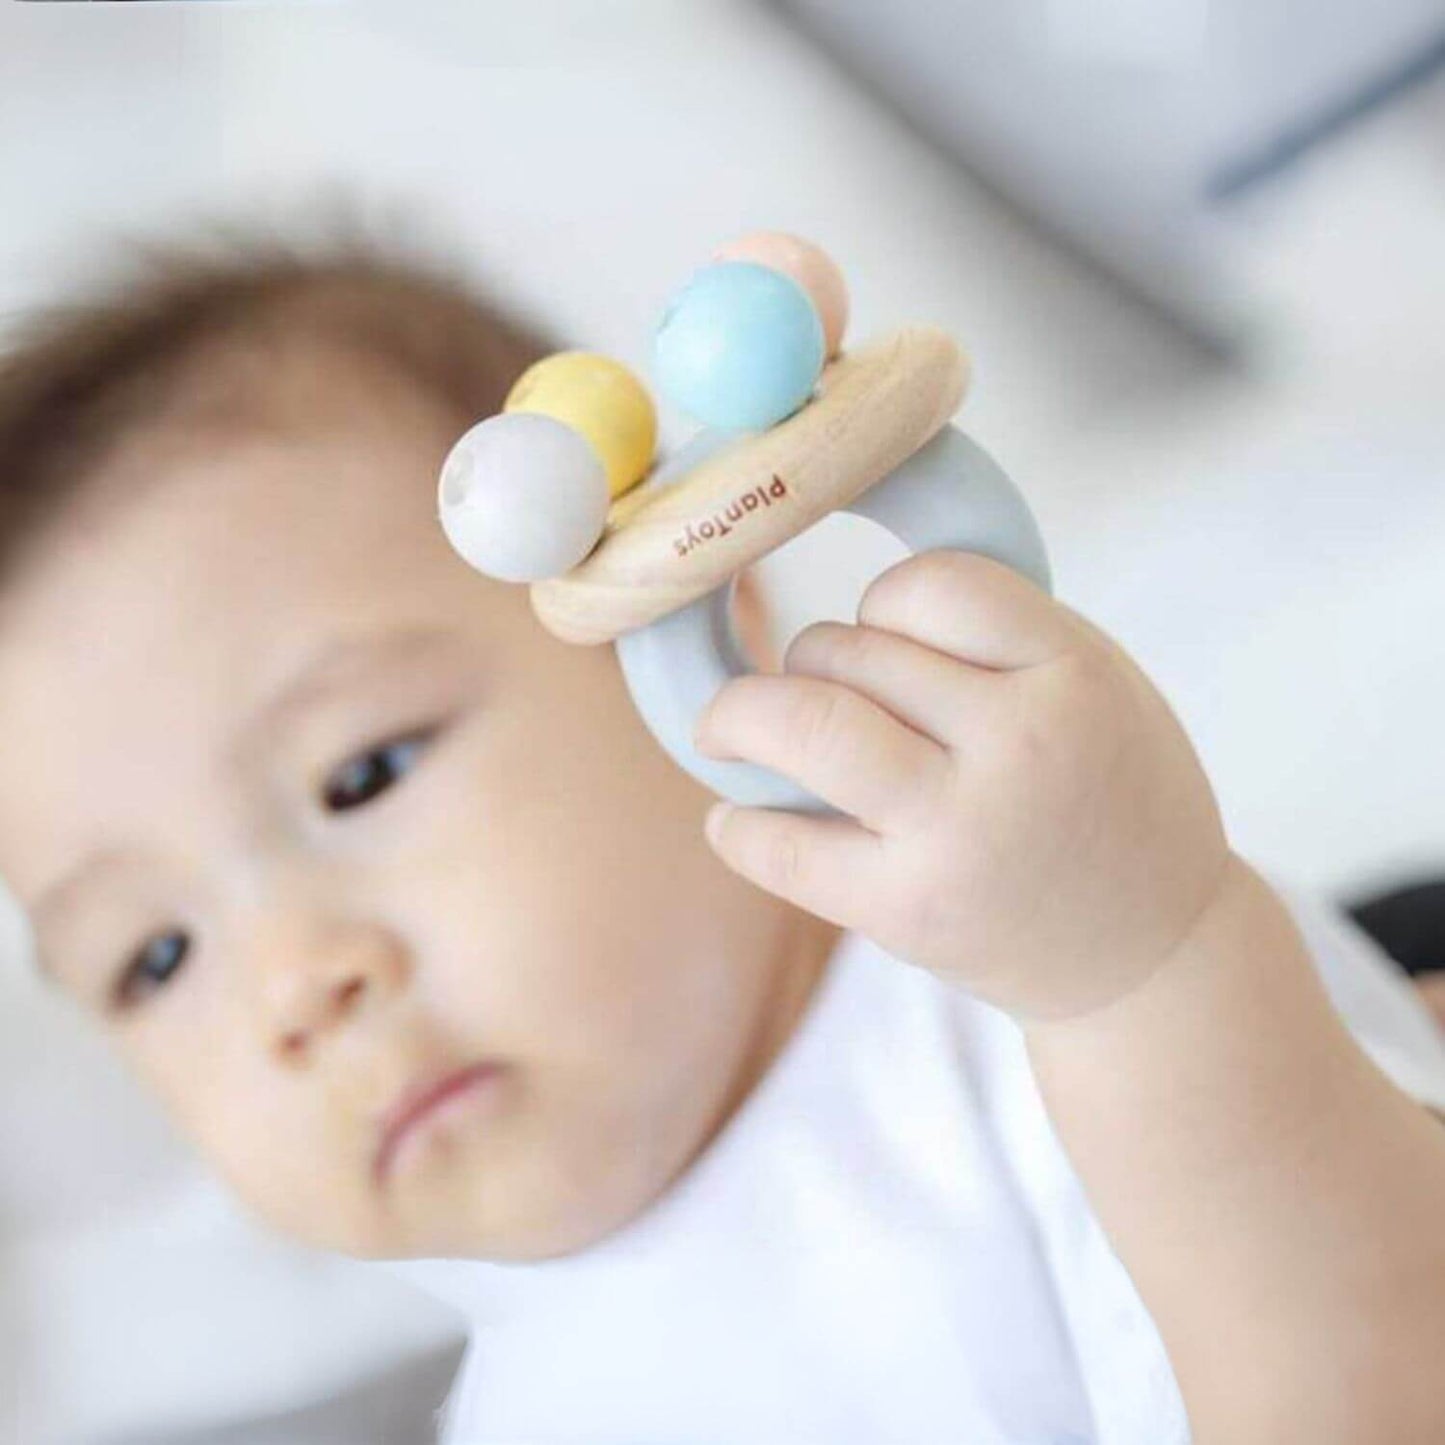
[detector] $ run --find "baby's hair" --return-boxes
[0,204,557,579]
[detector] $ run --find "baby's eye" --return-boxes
[114,930,191,1010]
[321,730,434,814]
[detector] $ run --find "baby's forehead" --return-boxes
[5,337,460,587]
[132,336,471,525]
[121,331,466,473]
[0,383,490,892]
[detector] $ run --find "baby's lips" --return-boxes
[372,1059,508,1184]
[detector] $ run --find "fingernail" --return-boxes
[705,801,732,845]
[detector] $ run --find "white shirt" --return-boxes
[390,880,1445,1445]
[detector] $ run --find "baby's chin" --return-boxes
[250,1115,693,1265]
[365,1166,675,1265]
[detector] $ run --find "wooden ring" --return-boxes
[528,325,968,645]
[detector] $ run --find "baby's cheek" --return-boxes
[123,1013,366,1250]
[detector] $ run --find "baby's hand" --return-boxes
[695,551,1232,1020]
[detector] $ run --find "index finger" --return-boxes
[858,550,1081,671]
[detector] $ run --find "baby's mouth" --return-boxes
[372,1060,508,1186]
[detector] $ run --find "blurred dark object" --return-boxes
[1348,878,1445,977]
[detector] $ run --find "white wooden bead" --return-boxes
[438,412,610,583]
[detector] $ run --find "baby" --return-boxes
[3,225,1445,1445]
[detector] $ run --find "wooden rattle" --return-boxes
[437,231,1050,813]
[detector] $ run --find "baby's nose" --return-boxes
[251,914,410,1064]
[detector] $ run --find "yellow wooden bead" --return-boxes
[504,351,657,500]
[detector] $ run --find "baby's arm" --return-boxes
[1026,855,1445,1443]
[696,550,1445,1443]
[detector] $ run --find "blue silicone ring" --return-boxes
[612,424,1051,812]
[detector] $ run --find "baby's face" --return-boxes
[0,372,832,1261]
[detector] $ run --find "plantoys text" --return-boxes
[672,474,791,558]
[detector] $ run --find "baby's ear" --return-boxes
[731,567,781,674]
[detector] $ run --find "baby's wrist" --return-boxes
[1018,845,1250,1037]
[1019,850,1309,1065]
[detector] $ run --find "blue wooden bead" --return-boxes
[654,261,825,430]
